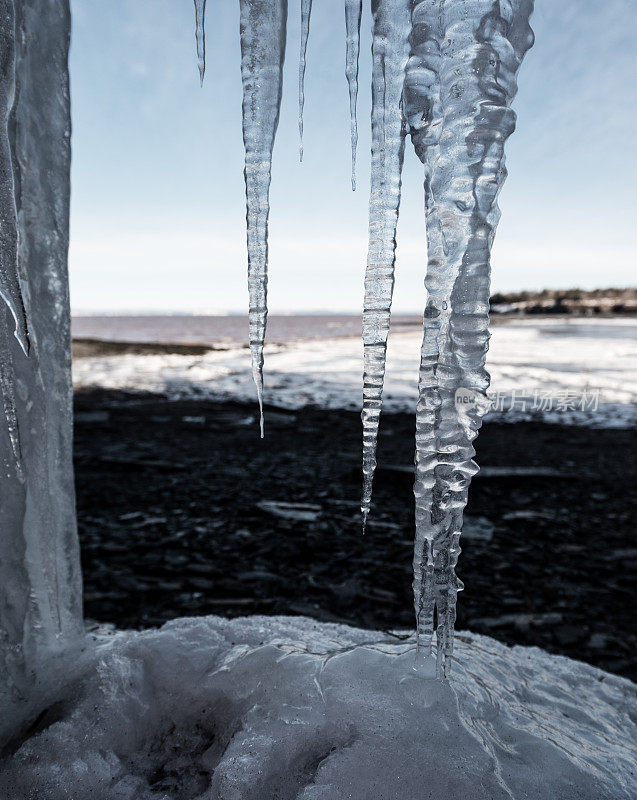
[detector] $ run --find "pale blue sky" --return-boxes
[68,0,636,313]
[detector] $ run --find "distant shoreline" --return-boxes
[72,309,637,359]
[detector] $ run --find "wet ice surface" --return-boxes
[1,615,634,800]
[73,318,637,427]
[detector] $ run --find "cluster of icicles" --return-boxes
[192,0,534,677]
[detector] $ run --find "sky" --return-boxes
[68,0,637,313]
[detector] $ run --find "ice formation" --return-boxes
[189,1,534,672]
[1,616,635,800]
[406,0,534,675]
[361,0,411,531]
[0,0,28,357]
[239,0,287,437]
[0,0,83,745]
[193,0,206,85]
[298,0,312,160]
[344,0,362,189]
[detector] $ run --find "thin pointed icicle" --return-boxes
[344,0,362,190]
[361,0,411,530]
[0,320,23,481]
[298,0,312,161]
[0,0,28,356]
[240,0,287,437]
[405,0,534,678]
[193,0,207,86]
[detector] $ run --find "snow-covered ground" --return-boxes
[2,615,635,800]
[73,318,637,427]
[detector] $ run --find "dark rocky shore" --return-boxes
[74,389,636,681]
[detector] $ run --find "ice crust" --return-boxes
[1,615,635,800]
[72,319,637,429]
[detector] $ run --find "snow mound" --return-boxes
[1,616,635,800]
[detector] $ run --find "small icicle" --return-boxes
[193,0,207,86]
[0,0,29,356]
[360,0,411,527]
[0,319,23,482]
[239,0,288,434]
[298,0,312,162]
[344,0,362,190]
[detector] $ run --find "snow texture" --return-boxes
[0,0,83,744]
[344,0,362,189]
[72,318,637,429]
[361,0,411,530]
[193,0,206,86]
[239,0,288,437]
[404,0,535,675]
[1,615,635,800]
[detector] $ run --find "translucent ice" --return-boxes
[361,0,411,529]
[344,0,362,189]
[298,0,312,161]
[240,0,288,436]
[0,0,83,739]
[0,0,28,355]
[193,0,206,85]
[404,0,535,675]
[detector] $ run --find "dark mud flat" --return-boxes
[74,389,636,681]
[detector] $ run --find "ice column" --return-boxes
[361,0,411,529]
[0,0,82,741]
[405,0,534,676]
[240,0,287,436]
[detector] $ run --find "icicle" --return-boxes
[239,0,288,437]
[0,0,28,356]
[344,0,362,190]
[193,0,207,86]
[405,0,534,677]
[0,320,22,481]
[360,0,411,530]
[298,0,312,161]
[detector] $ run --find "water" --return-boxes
[71,313,423,347]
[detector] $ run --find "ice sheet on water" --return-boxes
[71,319,637,428]
[1,616,635,800]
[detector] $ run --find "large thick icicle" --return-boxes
[239,0,287,436]
[405,0,534,677]
[360,0,411,529]
[0,0,28,356]
[344,0,362,189]
[298,0,312,161]
[193,0,206,86]
[0,0,83,744]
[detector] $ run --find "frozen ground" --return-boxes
[73,318,637,427]
[1,615,635,800]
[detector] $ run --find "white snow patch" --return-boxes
[73,319,637,427]
[1,615,635,800]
